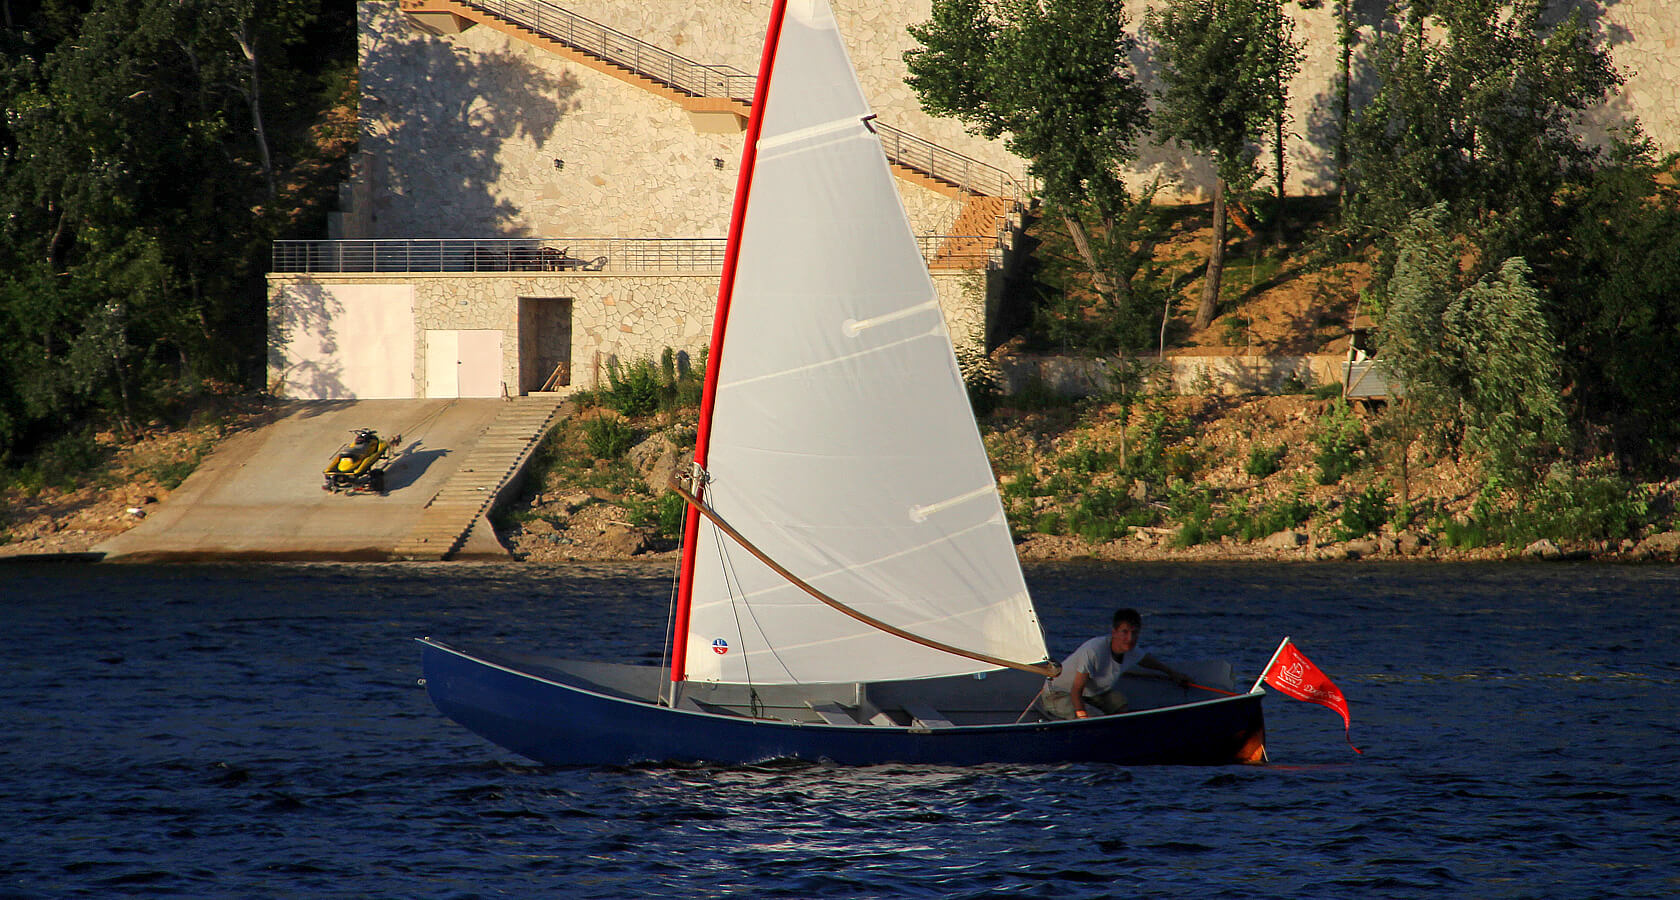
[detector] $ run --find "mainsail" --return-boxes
[675,0,1046,685]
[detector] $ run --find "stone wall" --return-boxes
[357,0,1679,228]
[999,354,1349,398]
[268,268,994,399]
[356,1,976,241]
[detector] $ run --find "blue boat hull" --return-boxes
[419,639,1268,767]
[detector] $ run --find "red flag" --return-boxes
[1263,639,1361,754]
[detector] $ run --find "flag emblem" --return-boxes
[1262,638,1361,754]
[712,638,729,655]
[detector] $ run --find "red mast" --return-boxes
[670,0,789,683]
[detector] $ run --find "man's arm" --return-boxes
[1069,671,1092,717]
[1139,653,1191,687]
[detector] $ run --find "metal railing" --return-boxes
[448,0,754,100]
[446,0,1028,200]
[272,237,1002,274]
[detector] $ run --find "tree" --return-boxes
[0,0,350,460]
[906,0,1152,312]
[1147,0,1301,331]
[1540,141,1680,472]
[1343,0,1620,246]
[1378,207,1567,494]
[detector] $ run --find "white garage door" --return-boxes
[425,330,504,399]
[276,284,415,399]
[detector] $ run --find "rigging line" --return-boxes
[660,542,682,707]
[670,477,1059,679]
[714,522,758,692]
[712,516,800,689]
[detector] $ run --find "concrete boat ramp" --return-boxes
[94,397,567,563]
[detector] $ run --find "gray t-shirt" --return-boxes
[1048,635,1149,696]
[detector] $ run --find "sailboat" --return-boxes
[418,0,1267,767]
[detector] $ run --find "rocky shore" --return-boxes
[7,393,1679,565]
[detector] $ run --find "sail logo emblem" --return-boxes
[1276,659,1333,701]
[712,638,729,655]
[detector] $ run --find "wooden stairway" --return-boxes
[392,396,568,560]
[398,0,1025,201]
[400,0,751,124]
[931,196,1018,269]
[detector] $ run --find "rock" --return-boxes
[560,491,594,512]
[599,523,647,556]
[1396,530,1429,555]
[626,435,682,494]
[1524,538,1562,560]
[1344,538,1381,558]
[519,517,557,538]
[1635,531,1680,558]
[1260,529,1306,551]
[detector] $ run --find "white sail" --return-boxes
[683,0,1046,685]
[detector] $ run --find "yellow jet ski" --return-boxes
[322,428,398,494]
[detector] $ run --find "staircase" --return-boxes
[398,0,1028,203]
[392,396,568,560]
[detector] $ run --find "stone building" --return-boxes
[267,0,1679,401]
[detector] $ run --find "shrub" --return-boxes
[601,349,708,417]
[1243,443,1283,479]
[1313,400,1366,484]
[604,358,662,417]
[1507,463,1651,544]
[583,416,637,460]
[1167,482,1236,547]
[1221,315,1251,347]
[1336,480,1393,540]
[1237,492,1315,541]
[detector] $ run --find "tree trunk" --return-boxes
[1062,214,1128,306]
[1273,107,1287,246]
[233,23,277,201]
[1194,179,1227,331]
[1336,0,1352,200]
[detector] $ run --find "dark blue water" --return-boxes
[2,561,1676,898]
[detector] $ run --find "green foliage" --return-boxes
[1344,2,1620,242]
[1065,485,1146,543]
[1244,443,1284,479]
[1145,0,1300,191]
[1543,146,1680,471]
[1379,208,1567,490]
[1126,409,1174,480]
[5,427,108,493]
[907,0,1146,217]
[603,359,663,417]
[1165,481,1244,547]
[1236,490,1315,541]
[599,349,707,418]
[1505,463,1650,545]
[1336,480,1393,540]
[1312,400,1366,484]
[583,416,637,461]
[0,0,354,458]
[627,491,688,542]
[1220,315,1250,347]
[907,0,1158,321]
[956,343,1004,416]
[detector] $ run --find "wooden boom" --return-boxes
[669,476,1059,679]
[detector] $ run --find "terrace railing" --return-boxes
[445,0,755,102]
[440,0,1028,200]
[271,237,1002,274]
